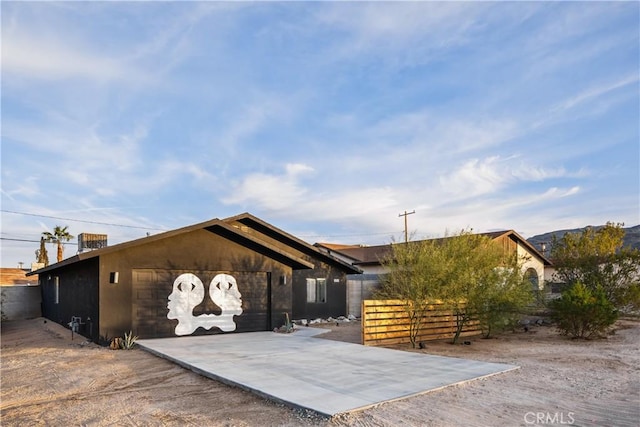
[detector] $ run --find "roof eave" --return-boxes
[225,213,363,274]
[205,222,315,270]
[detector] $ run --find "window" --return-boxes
[316,278,326,303]
[54,276,60,304]
[306,278,327,303]
[109,272,119,284]
[525,268,539,291]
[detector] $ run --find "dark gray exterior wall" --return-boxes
[36,221,356,340]
[98,229,292,339]
[292,260,348,320]
[40,257,100,340]
[223,219,355,320]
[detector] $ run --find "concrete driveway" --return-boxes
[138,328,518,416]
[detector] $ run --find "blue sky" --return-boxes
[1,2,638,268]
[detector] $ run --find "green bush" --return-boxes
[549,282,618,339]
[478,301,524,338]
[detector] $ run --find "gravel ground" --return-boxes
[1,317,638,426]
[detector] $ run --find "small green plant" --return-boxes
[549,282,618,339]
[121,331,139,350]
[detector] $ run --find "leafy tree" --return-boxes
[549,282,618,339]
[35,236,49,266]
[551,222,640,310]
[436,232,532,343]
[42,225,74,263]
[378,230,532,345]
[377,238,449,347]
[474,265,533,338]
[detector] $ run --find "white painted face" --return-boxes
[167,273,205,320]
[210,273,242,313]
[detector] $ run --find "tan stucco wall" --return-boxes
[517,243,545,290]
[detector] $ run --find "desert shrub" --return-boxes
[476,274,534,338]
[549,282,618,339]
[121,331,139,350]
[550,223,640,310]
[378,231,531,345]
[477,299,524,338]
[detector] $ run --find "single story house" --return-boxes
[29,213,360,341]
[316,230,552,317]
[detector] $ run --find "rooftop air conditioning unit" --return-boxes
[78,233,107,253]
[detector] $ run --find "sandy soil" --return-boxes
[1,318,638,427]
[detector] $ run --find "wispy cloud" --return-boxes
[1,2,637,267]
[316,2,497,65]
[552,74,639,113]
[440,156,588,197]
[223,163,315,211]
[0,176,41,201]
[2,31,141,83]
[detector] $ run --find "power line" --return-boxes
[298,230,402,239]
[0,237,78,245]
[1,209,164,231]
[2,209,401,240]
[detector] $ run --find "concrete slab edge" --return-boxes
[337,365,522,415]
[139,342,520,418]
[138,343,334,418]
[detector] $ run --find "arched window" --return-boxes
[525,268,539,291]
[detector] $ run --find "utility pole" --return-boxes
[398,210,415,243]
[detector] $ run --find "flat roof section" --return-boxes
[138,328,518,417]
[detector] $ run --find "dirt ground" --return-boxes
[1,318,638,427]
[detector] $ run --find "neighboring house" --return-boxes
[316,230,552,317]
[28,213,360,341]
[0,268,39,286]
[0,268,41,320]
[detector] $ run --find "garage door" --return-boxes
[132,269,270,338]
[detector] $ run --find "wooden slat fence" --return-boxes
[362,299,482,346]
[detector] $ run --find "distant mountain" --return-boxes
[527,224,640,255]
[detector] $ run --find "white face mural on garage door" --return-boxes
[167,273,243,336]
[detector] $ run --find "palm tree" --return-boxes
[42,225,74,263]
[35,236,49,266]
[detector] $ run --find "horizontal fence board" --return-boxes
[363,299,450,306]
[362,304,450,313]
[363,319,477,332]
[362,299,482,346]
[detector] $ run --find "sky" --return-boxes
[1,1,639,269]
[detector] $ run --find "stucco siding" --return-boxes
[517,243,545,290]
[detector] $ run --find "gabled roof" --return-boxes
[28,216,315,276]
[315,242,392,266]
[224,213,362,274]
[318,230,552,267]
[316,243,362,251]
[482,230,552,266]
